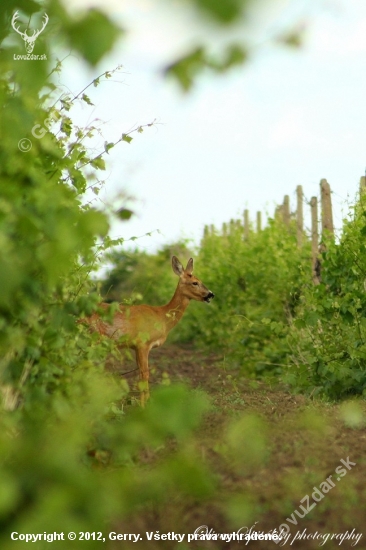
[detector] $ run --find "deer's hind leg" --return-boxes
[135,346,150,407]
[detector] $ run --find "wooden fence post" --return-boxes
[244,209,249,240]
[320,178,334,240]
[256,211,262,232]
[360,175,366,194]
[296,185,303,247]
[283,195,290,227]
[310,196,320,284]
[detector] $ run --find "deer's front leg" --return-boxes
[135,346,150,407]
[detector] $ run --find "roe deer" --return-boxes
[83,256,214,405]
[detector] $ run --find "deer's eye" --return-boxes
[192,282,199,286]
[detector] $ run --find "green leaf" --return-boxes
[82,209,109,237]
[67,9,122,66]
[294,318,306,329]
[60,116,73,136]
[194,0,245,24]
[81,94,94,106]
[304,311,319,326]
[116,208,133,221]
[60,97,72,111]
[104,142,114,154]
[122,134,133,144]
[165,47,206,91]
[90,157,106,170]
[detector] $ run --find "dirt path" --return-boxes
[117,345,366,550]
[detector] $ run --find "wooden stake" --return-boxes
[311,196,320,284]
[320,178,334,239]
[283,195,290,227]
[296,185,303,247]
[256,211,262,232]
[244,209,249,240]
[360,175,366,194]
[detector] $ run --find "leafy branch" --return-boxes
[78,119,158,171]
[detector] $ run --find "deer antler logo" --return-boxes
[11,11,49,54]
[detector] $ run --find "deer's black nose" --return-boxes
[204,291,215,303]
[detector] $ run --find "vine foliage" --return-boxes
[0,2,213,544]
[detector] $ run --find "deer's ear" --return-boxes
[172,256,184,276]
[185,258,194,275]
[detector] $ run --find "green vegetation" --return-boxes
[104,197,366,402]
[185,218,312,377]
[194,201,366,400]
[1,0,365,547]
[0,2,213,546]
[103,217,312,378]
[285,195,366,398]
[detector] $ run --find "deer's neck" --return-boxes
[162,284,190,331]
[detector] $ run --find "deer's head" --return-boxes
[12,11,48,54]
[172,256,215,303]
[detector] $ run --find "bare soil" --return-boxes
[113,345,366,550]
